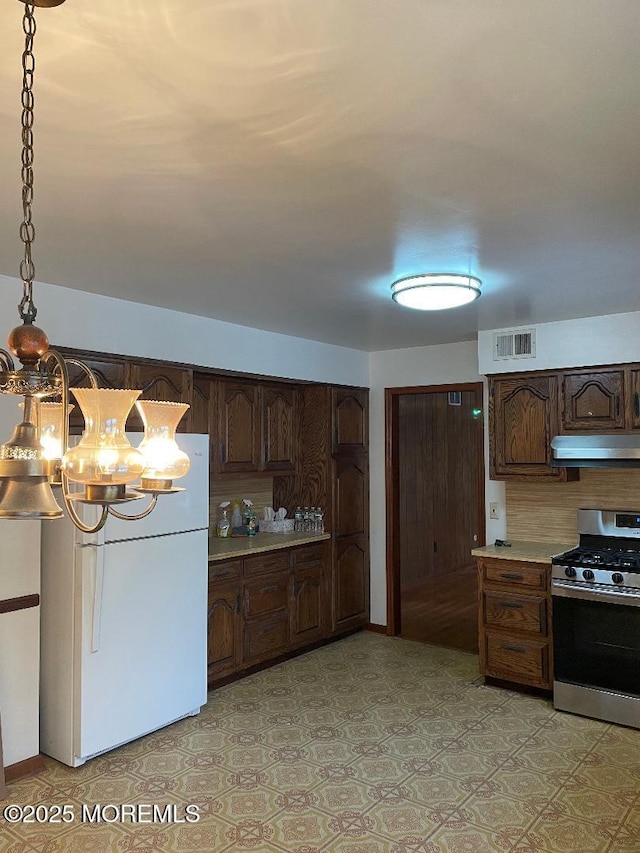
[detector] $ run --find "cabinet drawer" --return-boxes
[244,551,289,577]
[209,559,242,582]
[291,544,325,567]
[244,612,289,663]
[482,560,547,591]
[483,591,547,635]
[244,572,289,617]
[484,632,550,687]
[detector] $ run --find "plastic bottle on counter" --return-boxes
[230,500,243,531]
[294,506,303,532]
[216,508,231,538]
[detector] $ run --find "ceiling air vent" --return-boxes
[493,329,536,361]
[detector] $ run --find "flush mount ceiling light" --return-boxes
[0,1,191,534]
[391,273,482,311]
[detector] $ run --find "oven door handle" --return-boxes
[552,580,640,607]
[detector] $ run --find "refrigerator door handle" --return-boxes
[90,548,105,653]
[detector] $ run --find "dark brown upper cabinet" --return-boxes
[333,455,369,539]
[261,385,296,472]
[191,375,218,470]
[489,374,576,481]
[217,380,261,473]
[332,387,369,453]
[630,369,640,430]
[127,363,193,432]
[562,369,625,431]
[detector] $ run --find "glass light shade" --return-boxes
[20,400,74,461]
[62,389,144,486]
[136,401,190,484]
[38,402,70,461]
[391,274,481,310]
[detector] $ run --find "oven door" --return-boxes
[552,580,640,728]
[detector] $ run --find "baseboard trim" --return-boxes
[4,754,44,784]
[365,622,388,635]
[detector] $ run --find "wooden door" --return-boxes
[562,369,625,431]
[217,381,261,473]
[396,387,483,653]
[262,385,296,472]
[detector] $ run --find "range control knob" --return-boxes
[564,567,577,578]
[612,573,624,584]
[583,569,595,581]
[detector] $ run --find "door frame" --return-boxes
[385,382,486,636]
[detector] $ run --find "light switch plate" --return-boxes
[490,502,499,520]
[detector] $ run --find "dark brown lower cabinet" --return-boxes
[207,541,333,687]
[477,557,552,691]
[207,583,242,682]
[333,537,369,634]
[291,565,325,647]
[243,570,290,666]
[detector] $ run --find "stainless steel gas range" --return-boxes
[552,509,640,729]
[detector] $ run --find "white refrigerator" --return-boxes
[40,433,209,767]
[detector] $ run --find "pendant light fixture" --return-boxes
[0,1,191,534]
[391,273,482,311]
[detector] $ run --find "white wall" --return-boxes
[479,310,640,375]
[0,276,369,387]
[368,340,503,627]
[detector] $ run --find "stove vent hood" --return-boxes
[551,435,640,468]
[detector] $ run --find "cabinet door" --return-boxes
[128,364,193,432]
[332,388,368,453]
[290,564,325,647]
[563,369,625,431]
[262,385,296,472]
[217,381,261,473]
[332,537,369,633]
[192,375,216,469]
[333,456,369,539]
[207,581,241,683]
[490,374,571,480]
[629,369,640,430]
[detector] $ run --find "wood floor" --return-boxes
[400,561,478,654]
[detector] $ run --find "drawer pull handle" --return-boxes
[216,570,232,578]
[262,625,278,635]
[502,644,526,654]
[499,572,524,581]
[635,392,640,419]
[500,600,524,609]
[260,584,279,594]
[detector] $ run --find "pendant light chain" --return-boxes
[19,3,38,324]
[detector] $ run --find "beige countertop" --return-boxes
[471,540,576,564]
[209,531,331,562]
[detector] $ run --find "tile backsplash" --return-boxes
[209,476,274,530]
[506,468,640,543]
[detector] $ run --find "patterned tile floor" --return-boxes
[2,632,640,852]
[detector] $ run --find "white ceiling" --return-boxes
[1,0,639,352]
